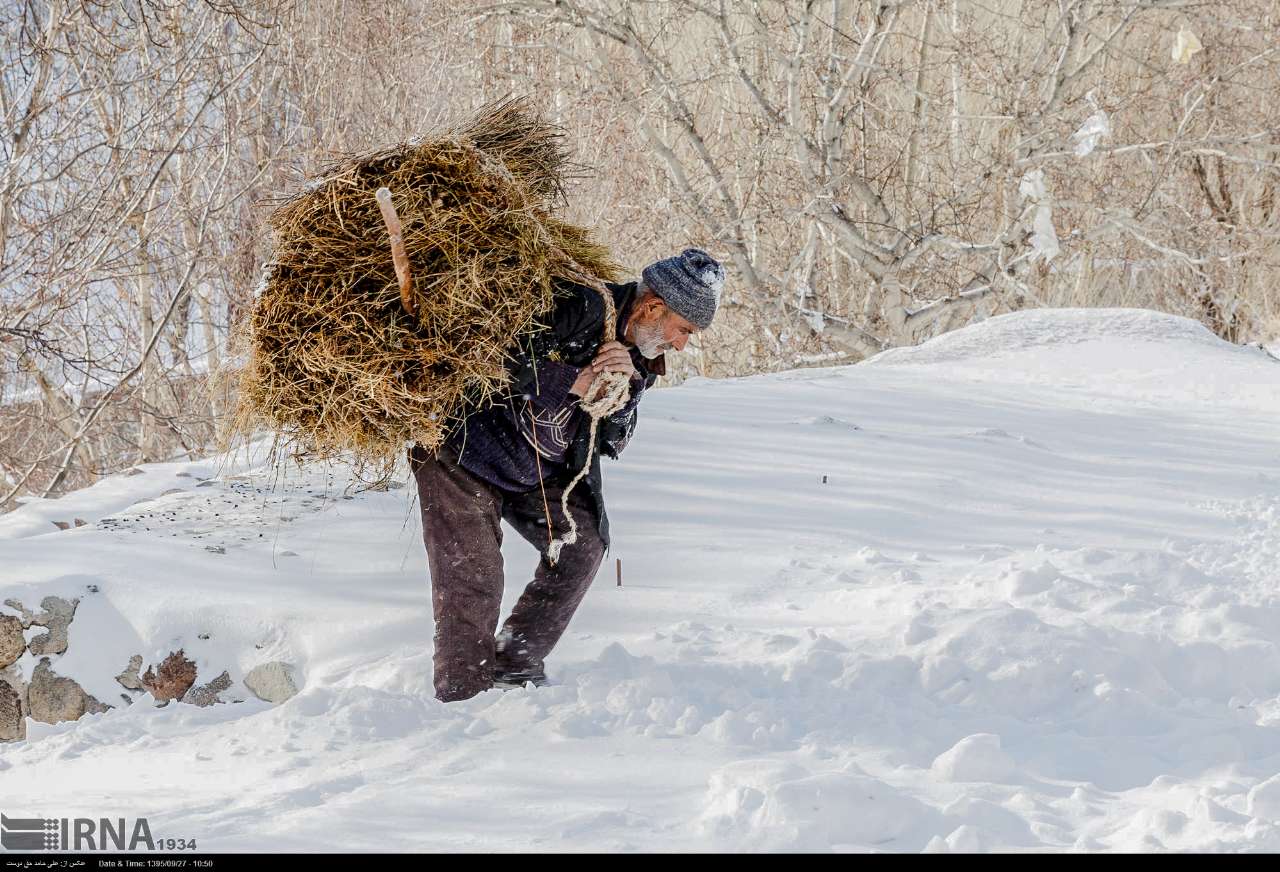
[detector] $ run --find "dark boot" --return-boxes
[495,471,606,682]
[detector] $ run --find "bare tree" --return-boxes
[478,0,1280,376]
[4,0,1278,511]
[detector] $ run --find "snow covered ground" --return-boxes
[2,308,1279,853]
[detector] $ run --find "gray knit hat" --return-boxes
[640,248,724,330]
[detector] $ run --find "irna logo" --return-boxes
[1,814,157,851]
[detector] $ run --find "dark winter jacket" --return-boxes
[444,279,664,549]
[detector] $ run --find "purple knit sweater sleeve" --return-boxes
[525,360,583,412]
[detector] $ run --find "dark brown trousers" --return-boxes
[409,444,606,702]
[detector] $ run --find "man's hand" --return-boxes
[589,341,636,379]
[570,342,636,398]
[569,367,595,398]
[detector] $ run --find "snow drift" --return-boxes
[2,308,1278,852]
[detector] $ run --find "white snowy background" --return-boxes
[2,308,1279,852]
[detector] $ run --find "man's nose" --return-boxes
[672,333,689,352]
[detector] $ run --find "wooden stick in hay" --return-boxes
[375,187,415,317]
[235,100,626,487]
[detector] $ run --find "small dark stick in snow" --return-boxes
[616,557,622,587]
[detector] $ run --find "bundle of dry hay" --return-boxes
[232,98,621,478]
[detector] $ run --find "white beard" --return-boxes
[633,320,669,359]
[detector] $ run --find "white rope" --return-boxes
[545,369,630,566]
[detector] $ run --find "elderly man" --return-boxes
[410,248,724,701]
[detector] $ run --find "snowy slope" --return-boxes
[2,308,1279,853]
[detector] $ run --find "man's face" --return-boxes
[631,299,697,359]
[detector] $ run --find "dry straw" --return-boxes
[231,98,621,480]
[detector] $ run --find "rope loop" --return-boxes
[542,264,633,567]
[546,368,629,565]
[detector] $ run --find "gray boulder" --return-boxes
[0,667,25,741]
[115,654,145,691]
[28,658,109,724]
[244,662,299,704]
[6,596,81,657]
[0,615,23,668]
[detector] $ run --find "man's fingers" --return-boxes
[586,341,637,381]
[592,350,632,370]
[590,353,636,376]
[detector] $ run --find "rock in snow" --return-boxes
[0,668,24,740]
[183,670,234,708]
[244,661,299,704]
[18,596,79,657]
[141,650,198,704]
[28,658,108,724]
[0,615,23,667]
[115,654,146,691]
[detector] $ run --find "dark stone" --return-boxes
[183,671,232,707]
